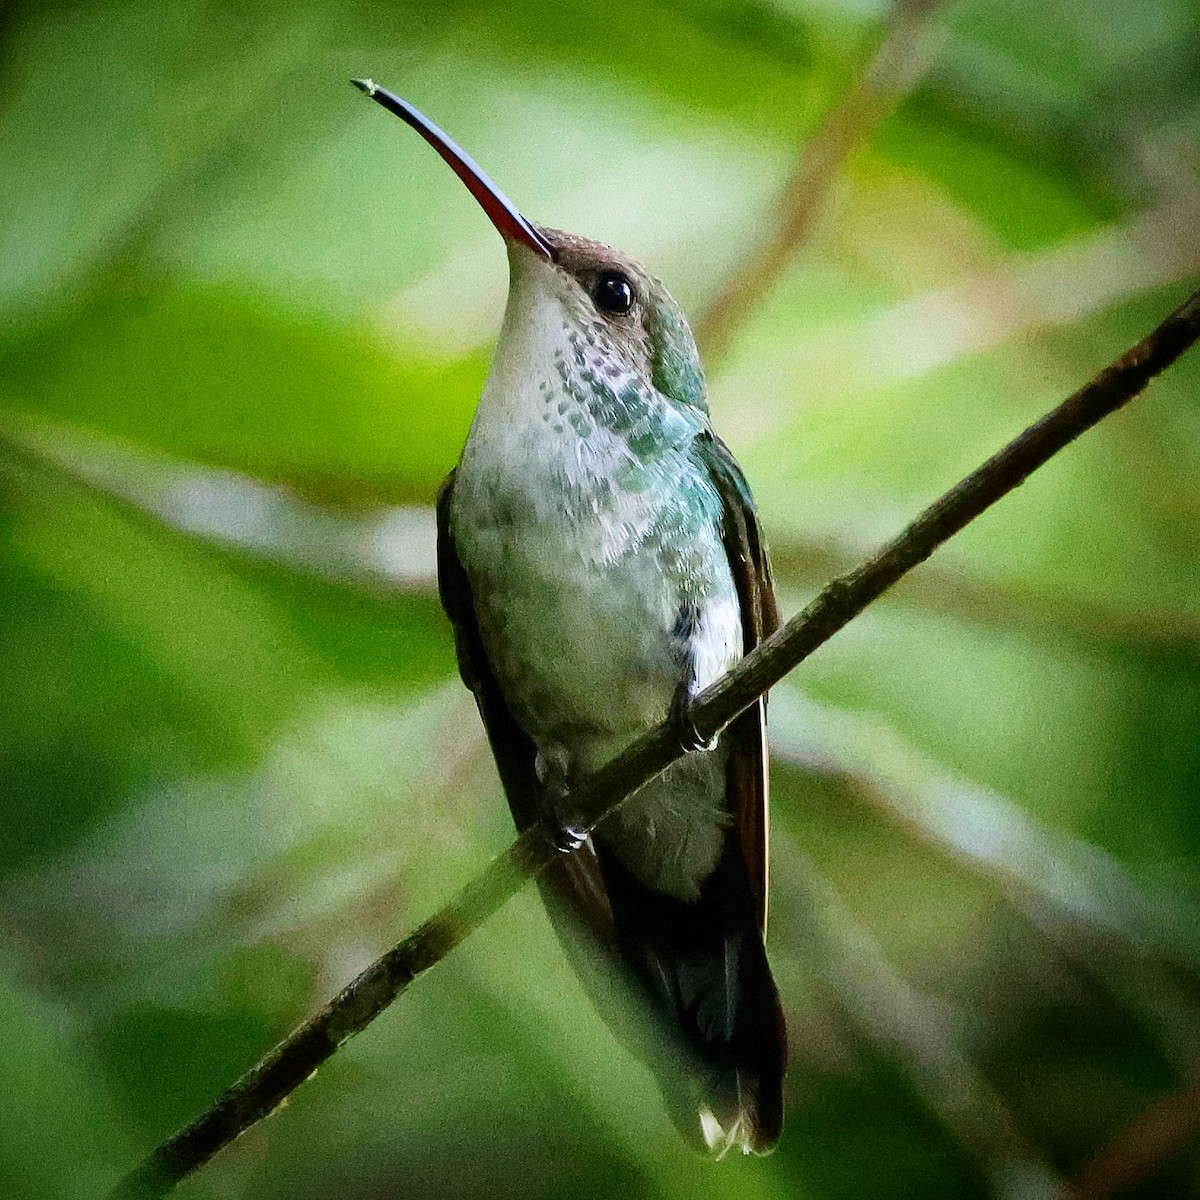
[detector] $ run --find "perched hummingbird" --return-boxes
[353,79,786,1155]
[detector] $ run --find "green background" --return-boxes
[2,0,1199,1197]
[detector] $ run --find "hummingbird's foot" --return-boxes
[546,818,589,854]
[536,759,589,853]
[542,800,589,851]
[669,681,718,754]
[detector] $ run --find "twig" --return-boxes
[769,531,1200,660]
[693,0,947,361]
[105,284,1200,1198]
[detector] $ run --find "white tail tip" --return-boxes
[699,1107,754,1158]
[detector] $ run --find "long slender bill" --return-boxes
[352,78,553,261]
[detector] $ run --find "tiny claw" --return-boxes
[670,683,717,753]
[545,820,589,854]
[536,765,588,853]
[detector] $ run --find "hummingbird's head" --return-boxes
[352,79,706,417]
[504,227,707,417]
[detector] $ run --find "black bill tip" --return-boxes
[348,77,553,262]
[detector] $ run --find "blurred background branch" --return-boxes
[1065,1086,1200,1200]
[694,0,948,361]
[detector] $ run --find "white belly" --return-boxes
[451,411,741,900]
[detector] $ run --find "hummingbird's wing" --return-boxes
[580,427,782,1157]
[435,470,617,946]
[693,429,781,936]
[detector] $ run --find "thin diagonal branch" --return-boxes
[694,0,946,361]
[106,283,1200,1199]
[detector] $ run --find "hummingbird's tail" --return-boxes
[595,835,787,1156]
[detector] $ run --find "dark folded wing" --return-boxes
[692,430,781,936]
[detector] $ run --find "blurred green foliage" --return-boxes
[2,0,1199,1198]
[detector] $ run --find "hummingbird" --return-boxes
[353,78,786,1155]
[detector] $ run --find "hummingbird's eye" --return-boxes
[592,270,635,316]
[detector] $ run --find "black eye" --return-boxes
[593,270,635,315]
